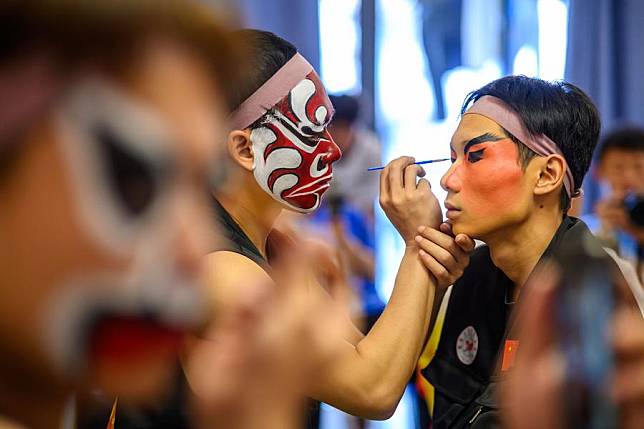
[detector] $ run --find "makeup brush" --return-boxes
[367,158,450,172]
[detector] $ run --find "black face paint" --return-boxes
[463,132,504,164]
[467,148,486,163]
[95,124,158,217]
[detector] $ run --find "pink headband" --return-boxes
[228,53,315,131]
[464,95,578,200]
[0,55,63,147]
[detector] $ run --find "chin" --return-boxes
[450,220,484,240]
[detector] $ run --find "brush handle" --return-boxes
[367,158,450,172]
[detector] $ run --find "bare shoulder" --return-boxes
[203,250,273,309]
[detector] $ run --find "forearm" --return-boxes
[311,247,435,418]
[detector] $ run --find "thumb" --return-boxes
[455,233,475,252]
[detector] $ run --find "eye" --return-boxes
[94,124,159,217]
[450,149,457,163]
[467,148,486,163]
[307,135,324,146]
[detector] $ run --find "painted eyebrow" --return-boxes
[463,133,505,153]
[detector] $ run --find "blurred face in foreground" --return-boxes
[0,38,225,401]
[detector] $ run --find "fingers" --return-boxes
[415,233,457,268]
[388,156,415,197]
[455,234,476,252]
[404,163,424,192]
[438,222,475,252]
[379,161,390,205]
[417,226,468,261]
[380,156,415,209]
[439,222,452,235]
[414,226,470,286]
[417,249,448,285]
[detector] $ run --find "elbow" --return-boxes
[357,385,403,420]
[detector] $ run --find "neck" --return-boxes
[483,204,564,296]
[216,179,282,257]
[0,369,70,429]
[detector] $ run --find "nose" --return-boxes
[440,164,461,193]
[320,132,342,166]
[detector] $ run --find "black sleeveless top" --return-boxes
[211,197,268,269]
[419,217,628,429]
[211,197,321,429]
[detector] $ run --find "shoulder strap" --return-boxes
[211,197,270,272]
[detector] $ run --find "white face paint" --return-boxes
[45,78,209,374]
[249,73,341,213]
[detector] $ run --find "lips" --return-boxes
[282,173,333,211]
[444,200,459,211]
[444,200,461,219]
[88,315,185,365]
[285,173,333,198]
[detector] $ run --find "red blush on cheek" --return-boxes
[459,140,525,217]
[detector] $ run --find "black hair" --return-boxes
[227,29,297,114]
[328,94,360,125]
[462,75,601,210]
[0,0,239,180]
[597,126,644,161]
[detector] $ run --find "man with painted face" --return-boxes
[0,1,237,427]
[190,29,474,426]
[410,76,644,428]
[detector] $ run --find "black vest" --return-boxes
[421,217,619,429]
[211,197,320,429]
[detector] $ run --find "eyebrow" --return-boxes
[463,133,505,153]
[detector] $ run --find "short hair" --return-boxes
[597,126,644,162]
[329,94,360,125]
[0,0,240,178]
[0,0,239,86]
[462,76,601,210]
[227,29,297,114]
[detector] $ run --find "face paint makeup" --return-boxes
[45,78,209,376]
[443,114,530,238]
[465,95,577,201]
[250,72,342,213]
[56,78,178,255]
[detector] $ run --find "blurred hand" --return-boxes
[596,196,630,230]
[186,230,350,428]
[501,264,564,429]
[612,308,644,429]
[414,222,475,289]
[379,157,442,245]
[596,195,644,243]
[502,264,644,429]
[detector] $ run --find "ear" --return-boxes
[226,129,254,172]
[533,154,566,197]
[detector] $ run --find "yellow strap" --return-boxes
[106,398,118,429]
[417,286,452,415]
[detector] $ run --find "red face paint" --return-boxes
[442,115,529,237]
[250,72,342,213]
